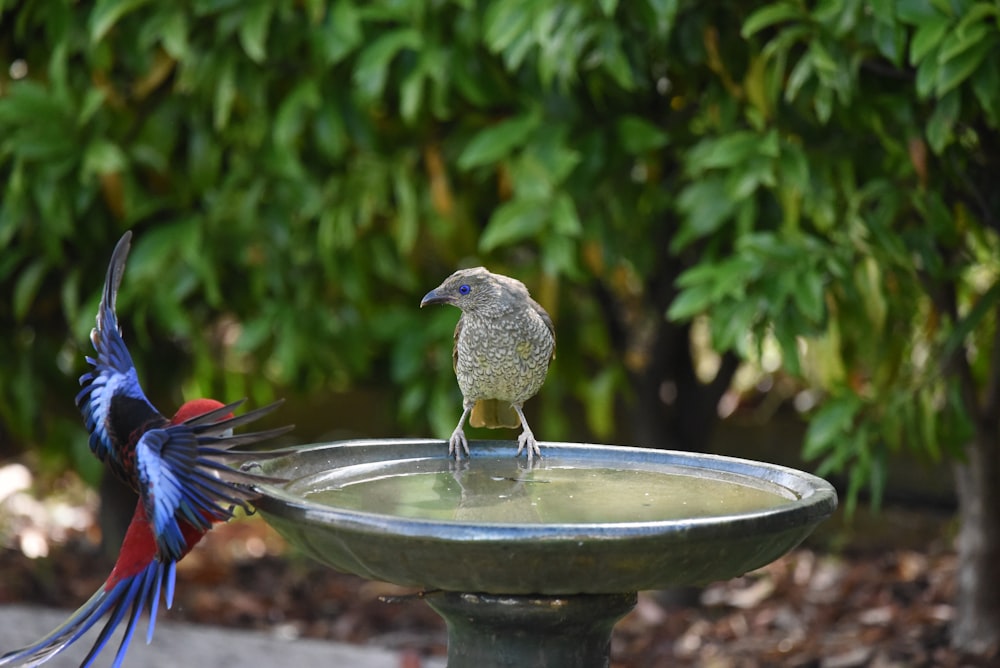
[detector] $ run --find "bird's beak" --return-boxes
[420,288,451,307]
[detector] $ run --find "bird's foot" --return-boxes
[448,428,471,459]
[516,428,542,461]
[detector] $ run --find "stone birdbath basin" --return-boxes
[250,439,837,667]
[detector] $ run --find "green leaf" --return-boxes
[915,52,939,97]
[942,279,1000,363]
[742,2,804,38]
[90,0,154,43]
[400,61,425,123]
[935,39,991,96]
[872,20,907,66]
[772,321,802,376]
[597,28,636,90]
[896,0,945,24]
[712,299,758,352]
[457,112,540,170]
[239,1,274,63]
[926,89,960,152]
[0,81,71,126]
[668,280,715,322]
[673,178,736,251]
[392,166,419,253]
[159,9,189,58]
[868,0,896,25]
[853,256,887,334]
[785,51,814,102]
[599,0,618,17]
[313,102,348,159]
[813,81,834,123]
[81,139,127,178]
[954,3,999,32]
[479,198,547,252]
[353,29,422,100]
[908,18,948,65]
[213,56,237,131]
[273,80,320,148]
[523,129,581,185]
[551,192,581,236]
[687,132,763,172]
[936,22,990,64]
[316,1,363,65]
[616,116,669,154]
[483,0,533,54]
[803,394,862,459]
[509,155,558,205]
[14,260,47,321]
[807,39,839,75]
[971,52,1000,118]
[793,271,826,325]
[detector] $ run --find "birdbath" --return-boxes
[249,439,837,667]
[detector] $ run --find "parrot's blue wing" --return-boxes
[76,231,163,475]
[135,427,233,560]
[0,558,175,668]
[136,400,293,561]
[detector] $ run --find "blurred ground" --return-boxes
[1,463,997,668]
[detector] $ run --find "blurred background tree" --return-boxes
[1,0,998,655]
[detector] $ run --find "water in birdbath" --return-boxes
[297,456,794,524]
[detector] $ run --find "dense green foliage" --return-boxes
[2,0,998,518]
[667,0,1000,512]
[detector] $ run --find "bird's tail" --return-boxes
[470,399,521,429]
[0,559,175,668]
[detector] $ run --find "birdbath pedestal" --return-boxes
[250,439,837,667]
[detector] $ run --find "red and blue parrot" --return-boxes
[0,232,290,667]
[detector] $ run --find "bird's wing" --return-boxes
[530,298,556,360]
[452,315,464,374]
[0,504,201,668]
[135,401,292,561]
[76,231,163,470]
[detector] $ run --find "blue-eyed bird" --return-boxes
[420,267,555,460]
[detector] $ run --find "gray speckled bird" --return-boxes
[421,267,556,460]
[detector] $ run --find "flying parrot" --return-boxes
[75,232,290,547]
[0,231,291,666]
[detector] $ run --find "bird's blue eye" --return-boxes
[458,284,471,295]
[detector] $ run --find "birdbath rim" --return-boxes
[249,439,837,594]
[252,438,835,533]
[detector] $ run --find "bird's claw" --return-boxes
[448,428,471,459]
[516,429,542,461]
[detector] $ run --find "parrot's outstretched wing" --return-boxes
[136,399,292,561]
[76,231,164,477]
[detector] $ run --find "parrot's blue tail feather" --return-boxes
[0,559,172,668]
